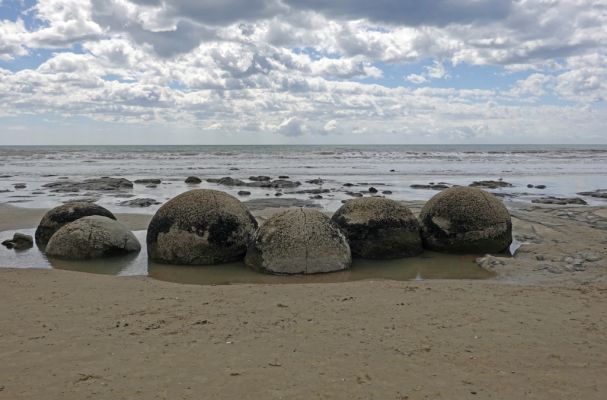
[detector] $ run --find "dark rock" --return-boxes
[420,187,512,254]
[238,191,251,196]
[207,177,246,186]
[527,184,534,188]
[259,179,301,189]
[332,197,422,259]
[46,216,140,259]
[310,195,323,199]
[390,169,396,172]
[275,192,283,197]
[2,233,33,250]
[577,189,607,199]
[532,197,587,205]
[14,183,26,189]
[343,183,355,187]
[185,176,202,184]
[42,177,133,193]
[469,180,513,189]
[245,209,351,274]
[535,185,546,189]
[290,188,330,195]
[134,179,162,185]
[243,198,321,211]
[410,184,449,190]
[382,190,392,195]
[146,189,257,265]
[306,178,324,185]
[346,192,363,197]
[279,175,290,179]
[368,187,378,194]
[249,176,271,182]
[119,198,161,207]
[35,202,116,247]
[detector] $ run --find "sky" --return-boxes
[0,0,606,145]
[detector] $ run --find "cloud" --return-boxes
[277,117,306,137]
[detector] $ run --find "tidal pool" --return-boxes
[1,228,495,285]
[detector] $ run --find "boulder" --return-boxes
[420,187,512,253]
[332,197,422,259]
[2,233,33,250]
[35,202,116,247]
[45,216,140,259]
[245,208,351,274]
[185,176,202,184]
[146,189,258,265]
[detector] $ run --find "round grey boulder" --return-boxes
[332,197,422,259]
[420,187,512,253]
[245,208,351,274]
[45,216,140,259]
[146,189,258,265]
[35,202,116,247]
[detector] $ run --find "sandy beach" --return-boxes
[1,201,606,399]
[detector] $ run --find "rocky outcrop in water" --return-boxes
[532,197,587,205]
[420,187,512,253]
[134,179,161,185]
[45,216,140,259]
[332,197,422,259]
[146,189,257,265]
[245,208,351,274]
[119,198,161,207]
[207,177,302,189]
[410,183,450,190]
[2,233,33,250]
[469,180,513,189]
[35,202,116,247]
[577,189,607,199]
[42,177,133,193]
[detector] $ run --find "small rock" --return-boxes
[134,179,161,185]
[532,197,587,205]
[368,187,378,194]
[469,180,513,189]
[14,183,26,189]
[310,195,323,199]
[249,176,271,182]
[2,233,34,250]
[185,176,202,184]
[527,184,534,188]
[279,175,290,179]
[343,183,355,187]
[119,198,161,207]
[275,192,283,197]
[382,190,392,195]
[238,191,251,196]
[307,178,324,185]
[535,185,546,189]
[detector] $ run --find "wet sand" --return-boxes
[1,202,607,399]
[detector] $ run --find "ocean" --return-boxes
[1,144,606,212]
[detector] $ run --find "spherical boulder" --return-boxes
[35,202,116,247]
[146,189,258,265]
[245,208,351,274]
[332,197,422,259]
[45,216,140,259]
[419,187,512,253]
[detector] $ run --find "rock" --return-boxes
[332,197,422,259]
[527,184,534,188]
[238,190,251,196]
[42,177,133,193]
[577,189,607,199]
[278,175,290,179]
[119,198,161,207]
[410,184,450,190]
[243,198,321,211]
[343,183,355,187]
[249,176,271,182]
[46,216,140,259]
[346,192,363,198]
[310,195,323,199]
[35,202,116,247]
[207,177,246,186]
[390,169,396,172]
[14,183,26,189]
[368,187,378,194]
[382,190,392,195]
[420,187,512,253]
[306,178,324,185]
[245,208,351,274]
[275,192,283,197]
[146,189,257,265]
[290,188,330,194]
[469,180,513,189]
[134,179,161,185]
[532,197,587,205]
[535,185,546,189]
[2,233,34,250]
[185,176,202,184]
[258,179,301,189]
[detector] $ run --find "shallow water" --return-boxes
[0,229,494,285]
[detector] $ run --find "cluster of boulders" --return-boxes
[144,186,512,275]
[34,202,141,259]
[31,186,512,273]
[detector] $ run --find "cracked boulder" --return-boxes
[146,189,257,265]
[45,216,140,260]
[245,208,351,274]
[35,202,116,247]
[332,197,422,259]
[420,187,512,253]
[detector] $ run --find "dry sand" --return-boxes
[1,202,606,399]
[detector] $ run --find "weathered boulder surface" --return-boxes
[146,189,258,265]
[35,202,116,246]
[245,208,351,274]
[332,197,422,259]
[45,216,140,259]
[420,187,512,253]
